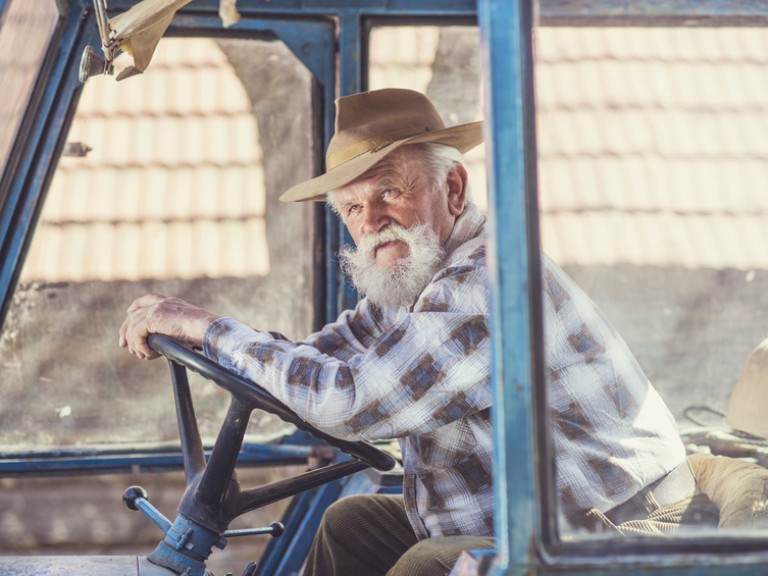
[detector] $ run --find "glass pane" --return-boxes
[368,25,486,210]
[535,27,768,538]
[0,36,316,449]
[0,0,59,187]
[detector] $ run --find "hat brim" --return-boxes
[279,121,484,203]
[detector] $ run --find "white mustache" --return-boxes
[357,225,413,260]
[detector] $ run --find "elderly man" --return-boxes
[119,89,707,576]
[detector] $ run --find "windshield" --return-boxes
[0,35,317,451]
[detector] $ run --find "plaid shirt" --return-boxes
[542,258,686,522]
[204,203,685,539]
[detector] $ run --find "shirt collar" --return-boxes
[441,202,486,258]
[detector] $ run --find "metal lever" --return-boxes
[123,485,172,535]
[124,485,285,541]
[222,521,285,539]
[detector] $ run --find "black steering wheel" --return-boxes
[148,333,395,470]
[145,333,396,534]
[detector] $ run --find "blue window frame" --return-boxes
[2,1,768,575]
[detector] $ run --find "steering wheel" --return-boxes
[149,333,395,470]
[144,333,396,535]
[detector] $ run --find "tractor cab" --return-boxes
[1,1,768,575]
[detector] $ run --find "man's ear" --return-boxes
[446,163,468,216]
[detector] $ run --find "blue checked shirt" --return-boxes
[203,204,686,539]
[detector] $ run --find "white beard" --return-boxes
[339,223,444,308]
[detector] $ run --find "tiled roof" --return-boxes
[535,27,768,268]
[19,26,768,282]
[371,25,768,268]
[23,37,269,282]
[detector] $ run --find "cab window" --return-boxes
[0,31,323,569]
[535,25,768,538]
[0,36,317,450]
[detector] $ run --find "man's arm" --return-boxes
[203,269,491,441]
[118,256,490,441]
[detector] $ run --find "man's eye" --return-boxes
[382,188,399,199]
[347,204,361,216]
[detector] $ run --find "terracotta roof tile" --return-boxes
[534,26,768,267]
[18,26,768,282]
[541,211,768,269]
[22,37,268,282]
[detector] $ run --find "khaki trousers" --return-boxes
[302,494,495,576]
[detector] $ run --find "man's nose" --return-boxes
[361,201,390,235]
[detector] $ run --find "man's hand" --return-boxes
[118,294,220,360]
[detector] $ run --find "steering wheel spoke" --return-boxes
[146,333,396,531]
[167,359,206,480]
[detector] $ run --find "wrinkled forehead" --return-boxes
[334,147,427,201]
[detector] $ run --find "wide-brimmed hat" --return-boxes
[279,88,483,202]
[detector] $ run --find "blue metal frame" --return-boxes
[479,0,541,572]
[0,443,313,476]
[0,8,82,328]
[3,0,768,574]
[479,0,768,574]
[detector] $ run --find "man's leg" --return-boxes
[388,535,495,576]
[303,494,418,576]
[577,490,719,535]
[614,491,719,535]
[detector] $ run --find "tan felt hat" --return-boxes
[280,88,484,202]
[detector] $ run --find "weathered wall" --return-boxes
[567,265,768,423]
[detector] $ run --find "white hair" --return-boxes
[417,143,473,200]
